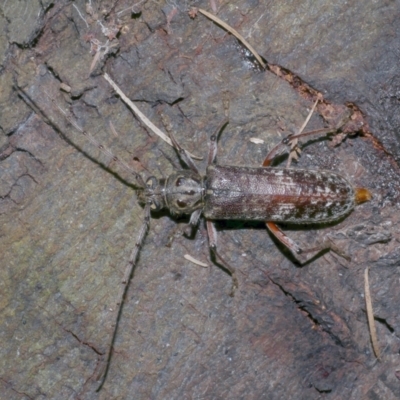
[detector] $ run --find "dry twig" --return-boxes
[195,8,266,69]
[103,73,201,160]
[364,267,381,360]
[184,254,209,267]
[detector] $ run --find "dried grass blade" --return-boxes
[198,8,266,69]
[364,267,381,360]
[103,73,201,160]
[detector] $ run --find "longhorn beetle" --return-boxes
[18,81,371,390]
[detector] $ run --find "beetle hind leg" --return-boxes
[266,222,351,264]
[299,237,351,263]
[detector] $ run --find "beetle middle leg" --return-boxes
[167,121,238,292]
[207,120,239,293]
[206,220,238,295]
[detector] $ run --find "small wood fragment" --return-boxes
[249,137,264,144]
[364,267,381,360]
[59,82,71,93]
[184,254,209,267]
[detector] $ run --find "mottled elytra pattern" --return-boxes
[204,166,356,223]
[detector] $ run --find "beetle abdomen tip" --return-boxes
[355,188,372,204]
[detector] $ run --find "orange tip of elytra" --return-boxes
[355,188,372,204]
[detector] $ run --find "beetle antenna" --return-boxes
[96,202,151,391]
[15,82,146,190]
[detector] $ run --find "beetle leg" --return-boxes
[266,221,322,263]
[263,134,303,168]
[183,209,203,237]
[262,140,287,166]
[208,119,229,165]
[266,222,303,255]
[206,220,238,295]
[263,99,321,167]
[189,208,202,227]
[165,209,203,247]
[167,129,200,174]
[168,118,228,173]
[299,235,351,262]
[266,222,351,264]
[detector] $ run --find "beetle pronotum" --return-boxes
[18,81,371,390]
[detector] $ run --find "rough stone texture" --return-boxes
[0,0,399,399]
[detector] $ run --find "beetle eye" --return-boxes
[146,176,157,188]
[149,198,161,210]
[176,199,187,208]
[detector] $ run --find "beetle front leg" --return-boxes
[208,119,229,165]
[206,220,238,295]
[165,209,203,248]
[167,129,200,174]
[183,209,202,237]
